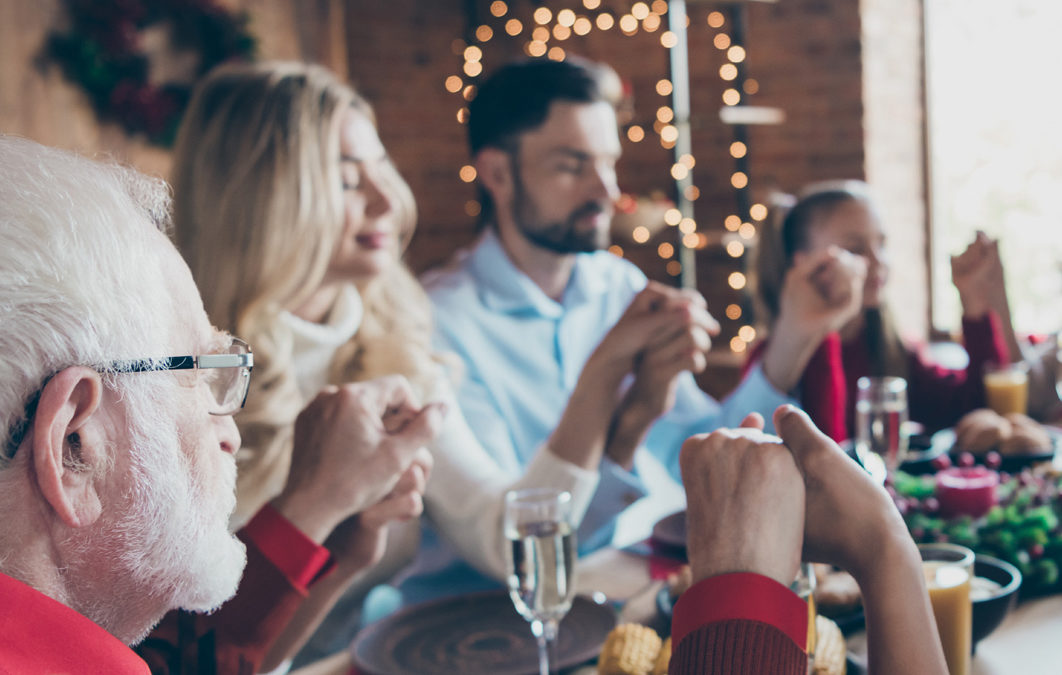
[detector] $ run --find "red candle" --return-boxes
[935,467,999,519]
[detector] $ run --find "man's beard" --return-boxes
[512,173,611,254]
[81,381,246,645]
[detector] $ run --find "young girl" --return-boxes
[750,180,1012,441]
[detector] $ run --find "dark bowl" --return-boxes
[972,554,1022,652]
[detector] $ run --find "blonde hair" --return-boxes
[754,180,908,379]
[172,62,438,519]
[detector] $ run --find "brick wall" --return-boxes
[0,0,927,397]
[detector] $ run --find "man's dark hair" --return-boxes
[468,57,618,227]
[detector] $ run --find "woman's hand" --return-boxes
[951,231,1005,319]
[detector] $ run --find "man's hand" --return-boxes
[773,404,907,583]
[272,375,444,543]
[326,446,433,575]
[680,413,805,587]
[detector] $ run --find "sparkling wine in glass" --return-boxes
[855,376,909,475]
[504,488,577,675]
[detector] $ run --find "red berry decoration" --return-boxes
[931,453,952,471]
[1030,543,1045,559]
[958,451,976,468]
[985,451,1002,470]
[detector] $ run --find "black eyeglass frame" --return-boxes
[3,338,253,460]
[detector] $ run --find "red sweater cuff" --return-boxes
[672,572,808,652]
[242,504,335,592]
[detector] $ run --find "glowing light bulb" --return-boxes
[719,64,738,81]
[506,18,523,35]
[656,79,673,96]
[707,11,725,28]
[534,7,552,24]
[725,215,741,231]
[714,33,731,50]
[627,125,645,142]
[632,226,650,243]
[445,76,463,93]
[459,165,477,182]
[728,271,747,289]
[664,208,682,226]
[726,304,742,320]
[596,13,614,30]
[658,242,674,258]
[731,171,748,189]
[750,203,767,220]
[490,1,508,17]
[727,240,745,257]
[728,45,746,63]
[660,31,678,48]
[671,163,689,180]
[730,141,747,158]
[679,217,696,234]
[632,2,650,20]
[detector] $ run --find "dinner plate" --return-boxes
[650,510,687,552]
[933,426,1061,471]
[351,590,616,675]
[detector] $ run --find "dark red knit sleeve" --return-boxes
[670,618,809,675]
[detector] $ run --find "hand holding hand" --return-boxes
[951,231,1005,318]
[680,413,805,587]
[772,404,908,583]
[326,446,433,575]
[780,245,867,336]
[274,375,444,542]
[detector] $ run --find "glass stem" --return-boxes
[543,618,560,674]
[531,619,549,675]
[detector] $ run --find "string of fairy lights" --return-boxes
[446,0,773,355]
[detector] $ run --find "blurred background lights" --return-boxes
[726,240,745,257]
[739,222,756,239]
[660,124,679,143]
[505,18,523,35]
[445,75,462,93]
[719,63,738,81]
[678,217,696,234]
[619,14,638,33]
[596,13,614,30]
[465,200,481,217]
[557,8,576,26]
[573,17,592,35]
[533,7,552,24]
[714,33,731,49]
[608,244,623,256]
[731,171,748,188]
[464,45,482,62]
[730,336,746,353]
[656,79,673,96]
[727,45,746,63]
[527,40,547,57]
[722,88,741,105]
[670,163,689,180]
[660,30,678,48]
[658,242,674,258]
[750,203,768,220]
[548,46,565,60]
[459,165,477,182]
[651,0,668,13]
[632,226,651,243]
[725,215,741,231]
[464,60,483,77]
[627,125,645,142]
[707,11,725,28]
[666,260,682,276]
[456,108,469,123]
[743,79,759,94]
[682,232,699,248]
[657,106,674,123]
[532,26,550,41]
[728,271,747,289]
[684,185,700,200]
[583,0,601,9]
[679,154,695,169]
[643,14,661,32]
[664,208,682,226]
[738,325,756,342]
[730,141,747,158]
[490,1,508,17]
[462,85,476,100]
[631,2,650,20]
[725,304,743,320]
[553,24,571,40]
[476,25,493,42]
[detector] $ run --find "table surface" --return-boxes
[291,547,1062,675]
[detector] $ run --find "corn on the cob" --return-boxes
[598,623,663,675]
[651,636,671,675]
[812,615,847,675]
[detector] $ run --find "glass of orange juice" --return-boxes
[983,361,1029,416]
[919,543,974,675]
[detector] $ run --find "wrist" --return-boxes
[270,492,342,545]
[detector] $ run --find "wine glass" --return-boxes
[855,376,910,477]
[504,488,577,675]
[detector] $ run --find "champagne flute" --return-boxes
[855,376,910,477]
[504,488,577,675]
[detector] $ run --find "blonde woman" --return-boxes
[170,61,649,667]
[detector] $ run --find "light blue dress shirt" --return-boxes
[402,229,792,602]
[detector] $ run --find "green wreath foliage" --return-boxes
[45,0,256,146]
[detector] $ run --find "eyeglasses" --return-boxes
[107,337,254,416]
[3,338,253,460]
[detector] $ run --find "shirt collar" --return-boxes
[467,228,609,318]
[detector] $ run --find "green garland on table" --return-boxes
[894,467,1062,596]
[44,0,256,146]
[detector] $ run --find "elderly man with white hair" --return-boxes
[0,136,441,673]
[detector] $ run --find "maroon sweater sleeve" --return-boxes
[670,573,808,675]
[136,506,333,675]
[907,312,1009,431]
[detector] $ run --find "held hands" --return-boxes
[272,375,444,543]
[679,413,805,587]
[681,405,911,586]
[951,231,1006,319]
[780,245,867,336]
[326,446,433,574]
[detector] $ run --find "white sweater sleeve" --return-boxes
[423,377,600,580]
